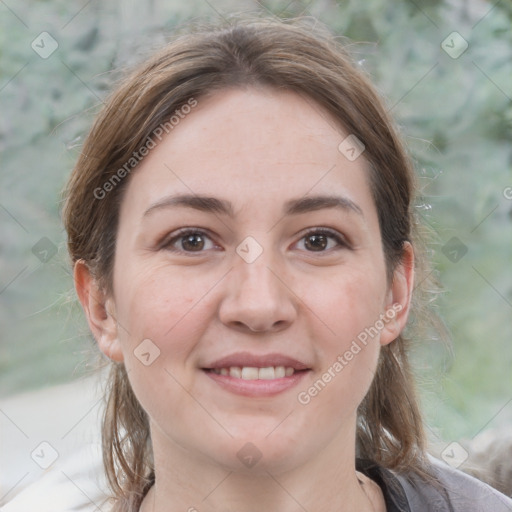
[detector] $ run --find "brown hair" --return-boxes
[63,15,440,511]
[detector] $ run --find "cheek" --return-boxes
[298,267,386,408]
[304,264,388,349]
[111,264,222,428]
[113,262,218,364]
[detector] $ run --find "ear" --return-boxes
[74,260,124,362]
[379,241,414,346]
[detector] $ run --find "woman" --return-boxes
[63,16,512,512]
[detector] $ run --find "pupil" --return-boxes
[306,234,327,251]
[183,234,204,251]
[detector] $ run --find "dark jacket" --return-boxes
[357,456,512,511]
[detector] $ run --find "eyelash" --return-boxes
[160,227,350,255]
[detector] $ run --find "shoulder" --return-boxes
[394,455,512,512]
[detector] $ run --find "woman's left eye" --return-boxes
[295,229,349,252]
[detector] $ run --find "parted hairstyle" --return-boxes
[63,14,442,511]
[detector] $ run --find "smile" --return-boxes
[201,352,311,397]
[209,366,296,380]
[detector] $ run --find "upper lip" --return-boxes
[203,352,311,371]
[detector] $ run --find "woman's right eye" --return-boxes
[161,229,217,253]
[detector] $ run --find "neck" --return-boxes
[142,420,378,512]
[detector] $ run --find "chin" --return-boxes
[200,425,311,476]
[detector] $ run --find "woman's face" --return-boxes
[87,87,411,474]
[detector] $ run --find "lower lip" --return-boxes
[202,369,310,397]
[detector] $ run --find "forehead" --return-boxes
[120,87,376,224]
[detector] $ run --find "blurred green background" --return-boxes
[0,0,511,446]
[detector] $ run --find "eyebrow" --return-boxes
[143,193,363,218]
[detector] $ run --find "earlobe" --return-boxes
[380,242,415,346]
[74,260,124,362]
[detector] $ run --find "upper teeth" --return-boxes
[211,366,295,380]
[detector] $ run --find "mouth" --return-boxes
[206,366,300,379]
[201,352,311,397]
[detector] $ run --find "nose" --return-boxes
[218,252,297,334]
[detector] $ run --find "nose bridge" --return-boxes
[234,233,279,288]
[234,243,283,306]
[237,253,278,297]
[218,238,296,332]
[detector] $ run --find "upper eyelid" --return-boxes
[297,228,351,249]
[159,228,218,249]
